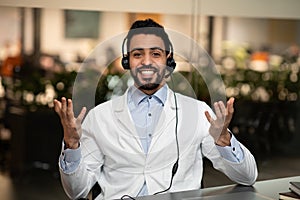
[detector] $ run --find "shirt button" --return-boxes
[233,147,236,151]
[148,134,152,137]
[148,113,152,116]
[149,96,152,99]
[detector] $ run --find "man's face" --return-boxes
[129,34,168,94]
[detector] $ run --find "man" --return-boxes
[54,19,257,200]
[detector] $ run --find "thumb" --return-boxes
[227,97,235,114]
[77,107,87,124]
[205,111,212,123]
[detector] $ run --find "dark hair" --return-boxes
[125,18,172,54]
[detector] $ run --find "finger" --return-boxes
[218,101,227,116]
[77,107,87,124]
[53,99,62,118]
[67,99,74,119]
[53,99,61,111]
[214,102,222,119]
[61,97,67,114]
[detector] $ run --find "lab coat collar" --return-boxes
[113,85,179,112]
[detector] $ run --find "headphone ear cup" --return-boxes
[121,56,130,69]
[167,57,176,72]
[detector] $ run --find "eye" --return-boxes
[152,50,163,57]
[132,52,142,58]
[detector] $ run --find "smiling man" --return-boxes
[54,19,258,200]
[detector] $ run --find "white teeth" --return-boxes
[141,71,154,75]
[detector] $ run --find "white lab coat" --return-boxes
[59,88,258,199]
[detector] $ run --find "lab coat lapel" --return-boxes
[112,92,144,152]
[148,89,178,154]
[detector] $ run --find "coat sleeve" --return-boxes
[59,109,104,199]
[200,102,258,186]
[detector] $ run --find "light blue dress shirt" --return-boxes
[59,84,244,197]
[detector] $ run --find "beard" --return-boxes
[130,65,167,91]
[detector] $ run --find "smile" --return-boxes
[141,70,155,75]
[137,66,158,78]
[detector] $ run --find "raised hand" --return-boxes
[204,97,235,147]
[54,97,86,149]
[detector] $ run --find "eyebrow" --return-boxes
[130,47,165,53]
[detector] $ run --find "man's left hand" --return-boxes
[205,97,235,147]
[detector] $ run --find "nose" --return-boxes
[141,53,152,65]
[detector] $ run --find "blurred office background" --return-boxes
[0,0,300,199]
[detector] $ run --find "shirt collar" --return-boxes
[128,84,168,107]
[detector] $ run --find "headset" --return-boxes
[121,36,177,73]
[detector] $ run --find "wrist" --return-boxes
[64,139,79,149]
[215,131,231,147]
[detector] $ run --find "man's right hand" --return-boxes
[54,97,87,149]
